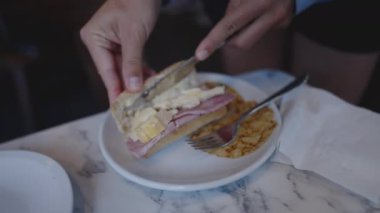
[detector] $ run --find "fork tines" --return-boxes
[187,134,228,150]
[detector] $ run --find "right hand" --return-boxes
[195,0,293,61]
[80,0,160,103]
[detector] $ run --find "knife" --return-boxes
[123,56,198,113]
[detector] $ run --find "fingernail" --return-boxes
[128,76,142,91]
[196,50,209,61]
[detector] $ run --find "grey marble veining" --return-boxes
[1,71,379,213]
[132,162,378,213]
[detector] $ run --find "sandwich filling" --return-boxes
[123,72,234,158]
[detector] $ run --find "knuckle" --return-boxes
[220,20,237,37]
[79,27,89,42]
[80,25,98,47]
[123,58,143,74]
[124,58,141,67]
[133,26,149,42]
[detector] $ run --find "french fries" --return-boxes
[190,83,277,158]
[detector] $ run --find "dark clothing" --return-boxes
[293,0,380,53]
[201,0,380,53]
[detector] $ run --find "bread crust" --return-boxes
[144,107,227,158]
[110,61,188,135]
[109,60,228,158]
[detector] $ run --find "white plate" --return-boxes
[99,73,282,191]
[0,150,73,213]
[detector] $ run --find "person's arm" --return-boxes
[80,0,161,103]
[195,0,294,61]
[195,0,328,61]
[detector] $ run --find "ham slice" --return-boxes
[127,94,235,158]
[173,94,235,119]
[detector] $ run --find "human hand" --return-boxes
[195,0,294,61]
[80,0,161,103]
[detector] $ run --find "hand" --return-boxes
[195,0,293,61]
[80,0,161,103]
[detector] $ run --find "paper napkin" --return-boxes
[274,85,380,204]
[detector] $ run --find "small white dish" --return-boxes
[99,73,282,191]
[0,150,73,213]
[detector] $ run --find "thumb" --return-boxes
[120,27,147,92]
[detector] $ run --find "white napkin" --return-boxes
[272,85,380,205]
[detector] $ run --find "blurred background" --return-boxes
[0,0,223,142]
[0,0,379,143]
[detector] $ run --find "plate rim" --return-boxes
[99,72,282,191]
[0,150,73,213]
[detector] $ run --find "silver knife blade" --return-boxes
[124,57,198,113]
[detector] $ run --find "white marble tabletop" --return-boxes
[0,71,379,213]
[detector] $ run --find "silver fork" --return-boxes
[187,74,308,150]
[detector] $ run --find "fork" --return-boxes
[187,74,308,150]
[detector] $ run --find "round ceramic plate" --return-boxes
[0,150,73,213]
[99,72,282,191]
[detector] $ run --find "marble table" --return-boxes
[1,71,378,213]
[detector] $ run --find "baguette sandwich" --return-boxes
[111,61,235,158]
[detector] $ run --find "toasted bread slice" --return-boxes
[110,61,193,136]
[144,107,227,157]
[110,60,230,158]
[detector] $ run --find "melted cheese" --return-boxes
[127,72,225,143]
[152,86,225,110]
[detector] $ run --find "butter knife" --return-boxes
[124,56,198,112]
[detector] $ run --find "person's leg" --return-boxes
[290,32,379,104]
[289,0,380,104]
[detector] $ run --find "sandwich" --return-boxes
[111,61,235,158]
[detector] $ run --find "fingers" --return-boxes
[196,0,294,60]
[231,12,279,49]
[225,0,242,14]
[231,2,292,49]
[81,30,122,103]
[120,25,147,92]
[195,1,262,61]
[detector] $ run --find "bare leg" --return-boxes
[290,32,379,104]
[221,29,288,75]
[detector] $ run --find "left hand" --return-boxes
[80,0,161,103]
[195,0,294,61]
